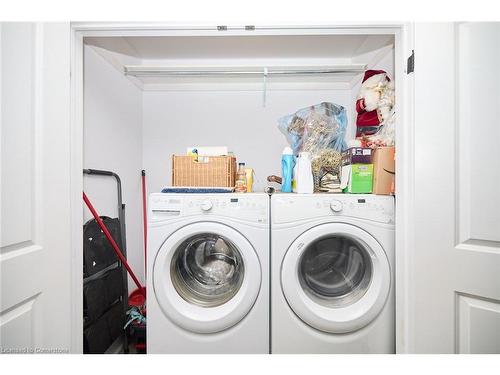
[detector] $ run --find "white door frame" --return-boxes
[69,22,413,353]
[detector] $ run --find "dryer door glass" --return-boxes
[170,233,245,307]
[299,235,372,308]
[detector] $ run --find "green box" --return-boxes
[342,164,373,193]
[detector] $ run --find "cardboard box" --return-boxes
[341,147,373,165]
[341,164,374,193]
[372,147,395,195]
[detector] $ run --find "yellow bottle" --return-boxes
[187,148,198,162]
[245,168,254,193]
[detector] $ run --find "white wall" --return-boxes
[83,45,145,289]
[142,89,351,193]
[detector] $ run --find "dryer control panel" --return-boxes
[149,193,268,224]
[272,194,394,225]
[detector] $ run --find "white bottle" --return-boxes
[296,152,314,194]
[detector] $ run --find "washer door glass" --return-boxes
[299,235,372,308]
[170,233,245,307]
[281,223,391,333]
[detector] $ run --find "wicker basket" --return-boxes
[172,155,236,187]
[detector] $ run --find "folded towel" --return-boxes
[161,187,234,194]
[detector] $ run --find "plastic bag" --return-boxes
[278,102,347,192]
[278,102,347,156]
[311,149,343,192]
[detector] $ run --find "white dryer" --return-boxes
[148,193,269,353]
[271,194,395,353]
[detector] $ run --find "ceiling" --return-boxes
[84,34,394,90]
[85,34,394,61]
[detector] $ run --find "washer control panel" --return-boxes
[149,193,268,223]
[273,194,394,224]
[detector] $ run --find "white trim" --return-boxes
[32,24,45,350]
[69,22,411,353]
[33,23,44,251]
[71,22,405,36]
[394,23,414,354]
[455,22,473,247]
[69,27,84,354]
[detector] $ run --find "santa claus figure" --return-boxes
[355,69,395,137]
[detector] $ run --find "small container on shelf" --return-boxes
[295,152,314,194]
[235,162,247,193]
[281,147,294,193]
[245,168,254,193]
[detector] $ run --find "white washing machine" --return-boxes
[148,193,269,353]
[271,194,395,353]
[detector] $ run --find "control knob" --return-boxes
[330,200,343,212]
[200,199,213,211]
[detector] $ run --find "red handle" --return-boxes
[83,192,145,297]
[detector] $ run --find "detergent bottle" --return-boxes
[281,147,295,193]
[296,152,314,194]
